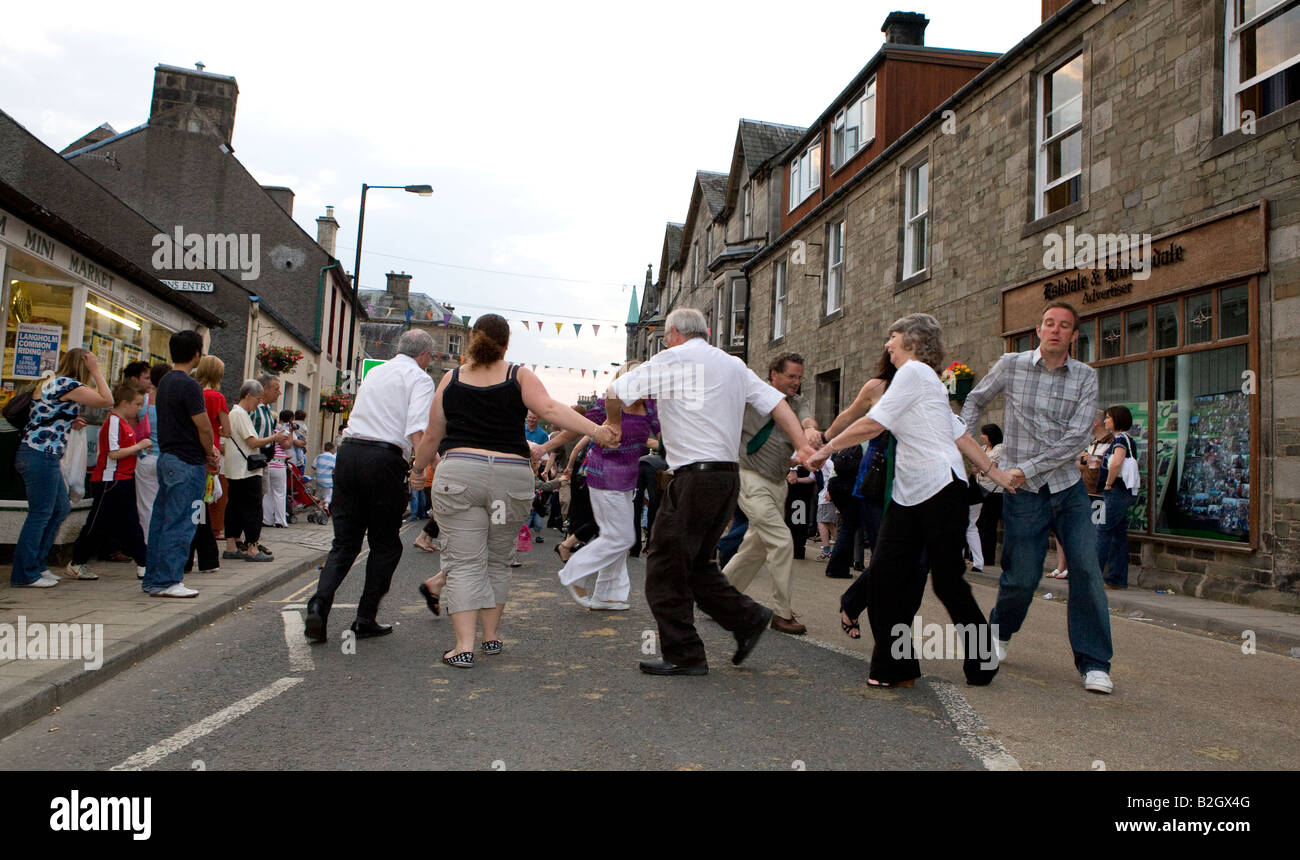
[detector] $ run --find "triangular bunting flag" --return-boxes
[522,320,529,329]
[612,325,618,333]
[531,364,537,372]
[592,325,600,336]
[555,322,564,334]
[443,313,452,325]
[462,315,471,328]
[581,369,586,378]
[573,323,582,336]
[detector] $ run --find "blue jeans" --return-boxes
[144,453,207,592]
[994,480,1112,674]
[409,489,429,519]
[716,506,749,569]
[12,446,71,584]
[1097,487,1133,588]
[527,509,545,533]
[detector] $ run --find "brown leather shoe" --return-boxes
[770,613,807,635]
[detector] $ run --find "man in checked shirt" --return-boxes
[961,302,1115,695]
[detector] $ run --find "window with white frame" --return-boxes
[772,259,788,340]
[742,183,753,238]
[1225,0,1300,130]
[788,137,822,211]
[448,333,462,356]
[715,286,724,346]
[831,78,877,170]
[826,220,845,314]
[1036,53,1083,218]
[730,279,747,347]
[692,241,700,287]
[903,160,929,279]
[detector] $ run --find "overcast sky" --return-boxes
[4,0,1042,403]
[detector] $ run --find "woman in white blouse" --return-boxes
[807,314,1016,688]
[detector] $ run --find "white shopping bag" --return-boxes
[61,426,88,501]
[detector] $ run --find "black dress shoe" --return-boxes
[639,658,707,676]
[304,598,327,643]
[733,606,774,665]
[350,618,393,638]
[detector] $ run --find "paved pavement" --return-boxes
[1,525,1298,768]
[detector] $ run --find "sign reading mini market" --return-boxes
[1042,241,1186,305]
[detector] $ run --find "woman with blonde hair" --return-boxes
[10,348,112,587]
[534,360,659,610]
[411,313,618,667]
[187,355,231,572]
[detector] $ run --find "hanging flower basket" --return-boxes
[257,343,304,374]
[941,361,975,403]
[320,389,352,414]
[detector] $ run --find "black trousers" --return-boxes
[73,479,146,566]
[421,515,440,539]
[187,512,219,572]
[645,469,766,666]
[631,462,662,555]
[566,481,598,543]
[311,443,408,622]
[225,476,263,547]
[976,491,1003,567]
[785,482,816,559]
[864,480,996,685]
[826,480,864,575]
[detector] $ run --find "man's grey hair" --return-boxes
[666,307,708,340]
[889,313,945,371]
[256,371,279,387]
[397,328,436,358]
[239,379,264,400]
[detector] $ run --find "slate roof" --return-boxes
[664,223,684,269]
[738,119,807,176]
[358,288,462,325]
[697,171,728,218]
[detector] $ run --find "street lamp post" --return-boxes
[343,183,433,388]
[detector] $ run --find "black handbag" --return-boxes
[231,433,268,472]
[2,388,34,431]
[859,448,887,503]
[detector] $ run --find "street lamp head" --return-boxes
[405,185,434,197]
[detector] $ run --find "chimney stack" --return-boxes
[262,186,294,217]
[316,205,340,258]
[386,271,412,306]
[881,11,929,46]
[149,63,239,145]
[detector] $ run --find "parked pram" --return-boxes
[287,460,330,525]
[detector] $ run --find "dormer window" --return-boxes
[831,78,876,170]
[789,136,822,211]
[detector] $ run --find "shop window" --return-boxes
[1099,312,1123,359]
[3,277,73,409]
[1186,292,1214,344]
[1220,284,1250,338]
[1125,308,1149,354]
[83,295,146,384]
[1075,318,1096,361]
[1154,301,1179,350]
[1154,345,1251,542]
[1098,360,1150,531]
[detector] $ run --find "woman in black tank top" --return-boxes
[410,314,620,667]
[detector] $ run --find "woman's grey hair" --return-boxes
[889,313,944,371]
[397,328,436,358]
[666,307,708,340]
[239,379,264,400]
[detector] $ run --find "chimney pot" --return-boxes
[316,205,340,257]
[881,11,929,46]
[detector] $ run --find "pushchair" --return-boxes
[287,460,330,525]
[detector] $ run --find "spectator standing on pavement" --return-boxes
[135,363,170,545]
[222,380,287,562]
[806,313,1013,687]
[10,348,111,588]
[312,442,336,508]
[1096,405,1138,590]
[65,382,150,581]
[143,330,219,598]
[631,442,665,557]
[720,352,822,637]
[410,314,613,667]
[973,424,1005,571]
[184,355,228,574]
[606,309,816,675]
[814,459,838,561]
[960,302,1116,694]
[305,329,437,643]
[784,465,817,561]
[262,409,292,528]
[523,410,550,543]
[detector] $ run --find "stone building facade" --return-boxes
[730,0,1299,608]
[360,271,469,380]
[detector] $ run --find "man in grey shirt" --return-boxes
[722,353,821,635]
[961,302,1115,695]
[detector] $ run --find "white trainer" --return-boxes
[151,583,199,598]
[1084,669,1114,694]
[137,566,146,579]
[994,639,1009,663]
[15,575,58,588]
[564,583,592,608]
[587,599,631,611]
[64,563,99,580]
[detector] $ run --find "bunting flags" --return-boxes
[462,315,471,328]
[554,322,564,334]
[592,324,600,336]
[580,370,586,377]
[537,321,543,332]
[521,320,529,329]
[573,323,582,337]
[443,313,452,325]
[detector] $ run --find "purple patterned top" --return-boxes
[582,398,660,491]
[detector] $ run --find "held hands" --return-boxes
[803,427,824,448]
[786,469,798,485]
[409,469,426,491]
[796,442,823,471]
[1003,468,1026,491]
[593,422,620,449]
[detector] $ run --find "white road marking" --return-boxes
[281,603,357,611]
[798,635,1022,772]
[280,610,316,672]
[110,676,304,771]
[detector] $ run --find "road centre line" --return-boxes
[280,611,316,672]
[110,677,304,771]
[797,635,1021,771]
